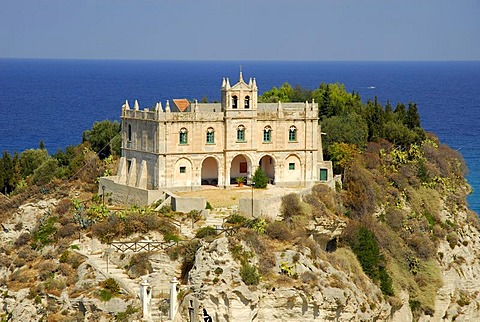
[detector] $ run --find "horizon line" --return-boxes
[1,57,480,63]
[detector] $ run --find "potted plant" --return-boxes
[236,177,245,187]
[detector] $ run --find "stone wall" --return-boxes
[98,177,164,206]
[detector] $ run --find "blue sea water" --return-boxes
[0,59,479,213]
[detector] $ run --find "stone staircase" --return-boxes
[150,298,170,321]
[206,206,237,231]
[78,249,178,321]
[83,252,139,297]
[71,206,238,321]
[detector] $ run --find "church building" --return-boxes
[108,72,333,198]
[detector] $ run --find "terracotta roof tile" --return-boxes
[173,99,190,112]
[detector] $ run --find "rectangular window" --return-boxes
[239,162,247,173]
[320,168,328,181]
[263,131,271,143]
[179,166,186,173]
[179,132,187,144]
[206,131,215,144]
[289,163,295,170]
[237,129,245,142]
[289,130,297,142]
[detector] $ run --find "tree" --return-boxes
[394,103,407,124]
[31,158,59,186]
[259,83,294,103]
[82,120,121,159]
[406,102,421,129]
[19,148,48,178]
[11,152,21,190]
[349,226,380,280]
[321,113,368,152]
[327,142,360,175]
[318,84,332,118]
[0,151,13,194]
[53,145,77,167]
[291,84,312,102]
[252,167,268,189]
[364,98,386,141]
[384,100,394,123]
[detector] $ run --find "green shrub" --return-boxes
[252,167,268,188]
[116,305,139,322]
[99,289,113,302]
[250,218,266,234]
[226,214,248,226]
[409,299,421,312]
[103,278,121,294]
[240,263,260,285]
[195,226,217,239]
[379,266,394,296]
[31,159,59,186]
[163,231,181,242]
[348,226,380,280]
[33,216,57,248]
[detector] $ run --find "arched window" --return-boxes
[289,126,297,142]
[237,125,245,142]
[232,95,238,109]
[179,128,188,144]
[206,127,215,144]
[263,126,272,143]
[127,124,132,141]
[244,95,250,109]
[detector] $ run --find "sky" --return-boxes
[0,0,479,61]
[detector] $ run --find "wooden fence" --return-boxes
[110,241,180,253]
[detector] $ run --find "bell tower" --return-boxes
[221,70,258,112]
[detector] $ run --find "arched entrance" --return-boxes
[201,157,219,186]
[259,155,275,184]
[230,154,251,184]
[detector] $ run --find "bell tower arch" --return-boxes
[221,70,258,112]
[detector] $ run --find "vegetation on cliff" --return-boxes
[0,82,478,320]
[258,82,476,317]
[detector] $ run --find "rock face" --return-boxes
[3,191,480,321]
[173,207,480,322]
[428,213,480,321]
[178,237,391,322]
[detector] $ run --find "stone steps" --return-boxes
[86,253,139,297]
[150,298,171,321]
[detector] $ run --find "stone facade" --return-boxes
[113,72,332,191]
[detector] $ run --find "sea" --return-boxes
[0,59,479,213]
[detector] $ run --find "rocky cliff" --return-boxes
[1,138,480,322]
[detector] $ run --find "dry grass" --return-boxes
[7,267,38,291]
[327,247,370,293]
